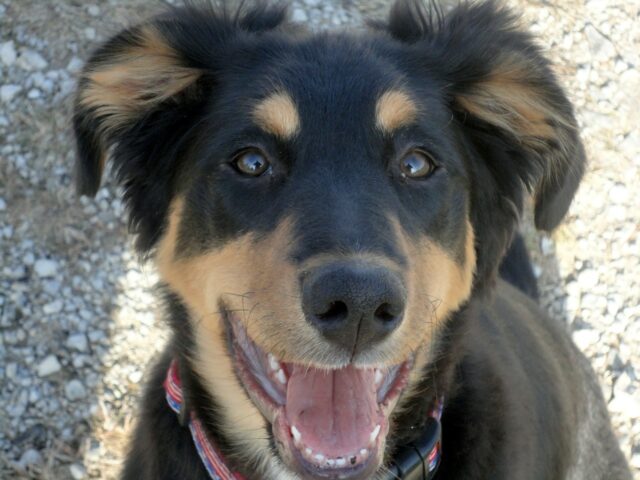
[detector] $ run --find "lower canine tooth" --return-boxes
[369,424,381,444]
[276,369,287,384]
[268,354,280,371]
[375,369,383,385]
[291,426,301,443]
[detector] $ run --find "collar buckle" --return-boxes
[385,417,442,479]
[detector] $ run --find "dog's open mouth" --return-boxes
[227,313,412,478]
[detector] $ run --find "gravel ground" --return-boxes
[0,1,638,479]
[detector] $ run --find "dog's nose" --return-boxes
[301,262,406,352]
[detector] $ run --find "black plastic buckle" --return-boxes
[385,417,441,479]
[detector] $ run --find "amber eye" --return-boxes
[233,150,271,177]
[399,150,437,179]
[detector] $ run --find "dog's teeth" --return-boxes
[374,369,384,386]
[327,459,335,467]
[359,448,369,457]
[291,425,302,444]
[268,353,280,371]
[314,453,325,463]
[335,457,346,467]
[369,424,381,444]
[276,369,287,384]
[305,447,313,456]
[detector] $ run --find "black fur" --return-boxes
[73,1,630,479]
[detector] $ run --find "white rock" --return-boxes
[0,197,6,210]
[34,258,58,277]
[540,236,554,256]
[43,300,63,315]
[19,449,42,468]
[84,28,96,40]
[27,88,41,99]
[0,40,16,66]
[17,49,48,71]
[609,392,640,418]
[572,329,600,351]
[584,24,616,61]
[87,5,100,16]
[0,84,22,102]
[608,184,628,204]
[65,380,87,401]
[67,333,88,352]
[67,56,84,73]
[578,269,599,289]
[292,8,308,22]
[37,355,61,377]
[69,463,87,480]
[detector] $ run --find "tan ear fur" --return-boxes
[79,25,201,134]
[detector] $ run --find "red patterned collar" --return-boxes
[164,358,442,480]
[164,359,246,480]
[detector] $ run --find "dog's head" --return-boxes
[73,1,584,478]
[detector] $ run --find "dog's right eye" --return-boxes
[232,150,271,177]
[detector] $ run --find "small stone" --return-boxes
[67,333,88,352]
[27,88,41,99]
[19,449,42,468]
[128,370,143,384]
[69,463,87,479]
[43,300,63,315]
[67,56,84,73]
[84,28,96,40]
[578,269,599,289]
[540,236,554,256]
[37,355,61,377]
[292,8,308,22]
[608,184,628,204]
[584,24,616,61]
[0,40,16,66]
[65,379,87,401]
[572,329,600,351]
[0,197,6,210]
[17,49,48,71]
[0,84,22,102]
[34,258,58,278]
[609,392,640,418]
[87,5,100,16]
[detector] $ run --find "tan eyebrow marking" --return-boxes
[375,89,419,133]
[252,91,300,139]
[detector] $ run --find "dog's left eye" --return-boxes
[399,150,438,179]
[232,150,271,177]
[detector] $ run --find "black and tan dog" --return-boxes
[73,1,631,479]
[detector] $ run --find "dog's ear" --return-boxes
[384,0,585,280]
[73,3,288,250]
[74,3,289,197]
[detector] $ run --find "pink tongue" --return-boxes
[285,365,380,455]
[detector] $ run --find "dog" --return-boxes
[72,1,632,478]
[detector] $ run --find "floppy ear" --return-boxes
[73,3,289,250]
[384,0,585,280]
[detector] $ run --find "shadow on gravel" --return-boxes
[0,2,167,479]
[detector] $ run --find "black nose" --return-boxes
[301,262,406,353]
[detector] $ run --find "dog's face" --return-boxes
[74,2,584,479]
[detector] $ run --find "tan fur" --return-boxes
[156,199,477,476]
[456,57,573,150]
[252,92,301,139]
[375,89,418,133]
[79,25,201,131]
